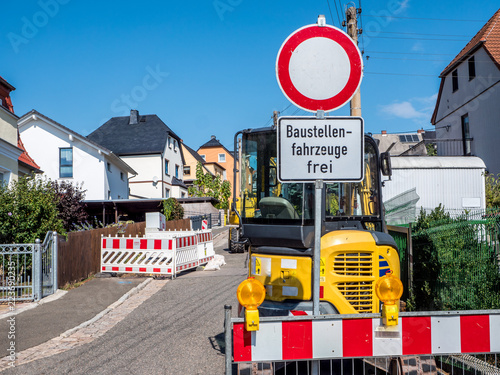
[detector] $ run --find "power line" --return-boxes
[325,0,336,27]
[376,31,473,38]
[365,71,437,77]
[365,56,495,62]
[365,71,500,78]
[365,50,456,56]
[369,36,470,41]
[265,103,293,126]
[362,15,486,22]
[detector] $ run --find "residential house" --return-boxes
[19,110,136,200]
[0,76,40,185]
[87,110,187,199]
[0,76,21,185]
[431,9,500,175]
[372,130,429,156]
[181,141,223,187]
[198,135,237,201]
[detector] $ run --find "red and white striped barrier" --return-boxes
[233,312,500,362]
[101,230,214,278]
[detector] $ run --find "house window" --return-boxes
[120,172,124,181]
[168,137,172,149]
[200,154,206,161]
[184,166,191,175]
[461,114,471,156]
[181,192,186,198]
[218,153,226,163]
[165,188,170,198]
[452,69,458,92]
[0,172,4,186]
[165,159,169,175]
[468,56,476,81]
[175,165,179,178]
[108,190,111,200]
[59,148,73,178]
[107,162,111,172]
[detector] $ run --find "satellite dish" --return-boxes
[152,176,158,185]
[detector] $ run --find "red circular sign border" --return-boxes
[276,25,363,112]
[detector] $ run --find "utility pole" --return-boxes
[345,6,362,117]
[272,110,279,127]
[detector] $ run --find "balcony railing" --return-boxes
[435,138,473,156]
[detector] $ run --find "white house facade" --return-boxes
[0,77,21,185]
[18,110,136,200]
[431,9,500,175]
[87,110,187,199]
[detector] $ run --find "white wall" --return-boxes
[162,138,184,186]
[124,137,185,199]
[123,154,163,199]
[434,47,500,175]
[19,116,129,200]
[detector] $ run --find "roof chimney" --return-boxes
[129,109,139,125]
[211,135,216,140]
[417,129,424,134]
[381,130,387,135]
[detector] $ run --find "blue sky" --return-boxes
[1,0,498,151]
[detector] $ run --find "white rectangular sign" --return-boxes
[278,117,364,182]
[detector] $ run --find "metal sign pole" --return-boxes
[313,179,322,315]
[312,182,322,375]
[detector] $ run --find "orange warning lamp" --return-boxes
[237,278,266,331]
[375,270,403,326]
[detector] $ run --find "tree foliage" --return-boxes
[51,180,88,232]
[162,198,184,221]
[485,173,500,208]
[0,176,65,244]
[188,162,232,210]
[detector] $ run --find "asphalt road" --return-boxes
[4,230,248,375]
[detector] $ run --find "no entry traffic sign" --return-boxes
[276,23,363,113]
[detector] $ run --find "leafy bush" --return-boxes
[485,173,500,208]
[51,180,88,232]
[0,176,65,244]
[162,198,184,221]
[410,205,500,311]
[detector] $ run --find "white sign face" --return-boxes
[278,117,364,182]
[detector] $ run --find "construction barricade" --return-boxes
[224,307,500,375]
[101,230,214,278]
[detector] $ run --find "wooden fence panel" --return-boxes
[58,222,147,287]
[57,220,192,287]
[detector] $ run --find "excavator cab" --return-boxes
[233,127,399,315]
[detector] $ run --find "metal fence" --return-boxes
[412,214,500,311]
[387,225,412,301]
[190,211,225,229]
[227,354,500,375]
[224,307,500,375]
[0,231,58,303]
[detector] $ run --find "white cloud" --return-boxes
[380,101,427,119]
[397,0,410,12]
[411,42,425,52]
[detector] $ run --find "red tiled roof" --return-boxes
[17,133,41,170]
[440,8,500,76]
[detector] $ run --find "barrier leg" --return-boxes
[225,305,232,375]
